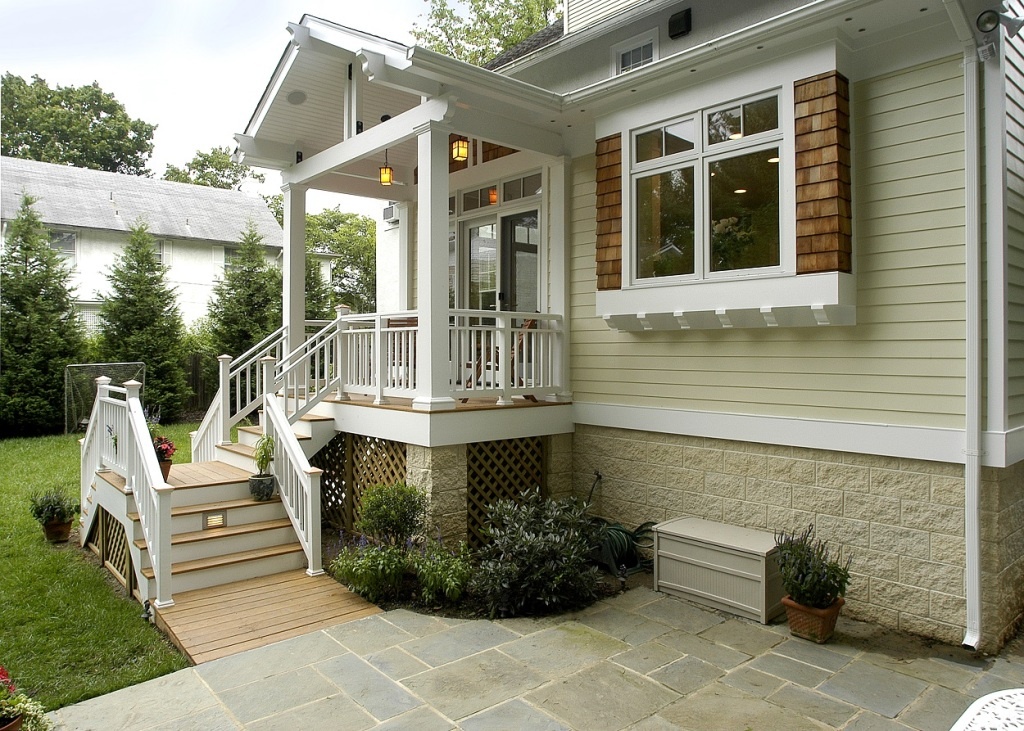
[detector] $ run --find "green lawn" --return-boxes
[0,423,199,710]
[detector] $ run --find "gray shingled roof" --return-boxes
[484,20,565,71]
[0,156,283,246]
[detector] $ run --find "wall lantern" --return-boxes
[488,186,498,205]
[380,149,393,186]
[452,138,469,162]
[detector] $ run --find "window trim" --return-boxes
[48,230,77,265]
[611,29,658,76]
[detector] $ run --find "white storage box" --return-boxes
[653,517,785,624]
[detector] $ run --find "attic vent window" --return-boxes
[613,31,658,76]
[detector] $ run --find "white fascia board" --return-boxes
[449,106,565,158]
[302,15,411,58]
[233,134,296,170]
[358,49,441,98]
[281,96,453,187]
[244,41,300,138]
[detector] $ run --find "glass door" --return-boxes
[500,210,539,314]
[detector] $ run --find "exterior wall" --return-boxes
[406,444,468,543]
[568,56,967,429]
[565,0,644,34]
[983,460,1024,647]
[1005,0,1024,427]
[571,424,978,647]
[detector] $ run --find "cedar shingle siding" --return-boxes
[595,134,623,290]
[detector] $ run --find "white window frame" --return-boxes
[49,230,77,264]
[612,30,658,76]
[630,92,784,286]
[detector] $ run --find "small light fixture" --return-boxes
[286,90,307,105]
[488,187,498,205]
[767,156,780,163]
[977,9,1024,37]
[734,188,747,194]
[452,138,469,162]
[380,149,394,186]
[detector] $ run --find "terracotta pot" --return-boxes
[159,459,172,481]
[0,715,23,731]
[42,519,73,543]
[782,595,844,643]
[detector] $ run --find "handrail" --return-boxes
[275,308,350,422]
[79,376,108,539]
[92,379,174,607]
[262,360,323,575]
[226,326,288,429]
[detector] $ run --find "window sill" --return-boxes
[597,271,855,330]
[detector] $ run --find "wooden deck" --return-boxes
[153,570,381,664]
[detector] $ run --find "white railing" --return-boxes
[339,310,419,404]
[262,359,323,575]
[276,306,352,422]
[86,379,174,607]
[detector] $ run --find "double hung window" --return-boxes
[632,93,781,283]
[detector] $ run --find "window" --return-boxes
[632,93,781,283]
[49,231,76,262]
[153,240,166,265]
[613,31,657,75]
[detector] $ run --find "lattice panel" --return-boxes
[86,507,134,594]
[311,432,348,530]
[467,437,545,548]
[350,435,407,531]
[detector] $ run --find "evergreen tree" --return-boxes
[208,222,283,359]
[305,254,333,321]
[98,221,190,421]
[0,194,86,436]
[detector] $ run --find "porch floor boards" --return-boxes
[153,570,380,664]
[98,461,249,492]
[324,393,568,412]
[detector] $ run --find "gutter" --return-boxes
[942,0,983,651]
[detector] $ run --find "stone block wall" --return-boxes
[407,444,468,543]
[570,424,980,647]
[982,461,1024,647]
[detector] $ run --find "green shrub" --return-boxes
[774,524,852,609]
[28,485,79,525]
[329,540,407,603]
[412,540,473,605]
[356,482,427,546]
[470,487,601,618]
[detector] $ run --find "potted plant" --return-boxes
[0,665,51,731]
[152,435,175,481]
[774,524,852,643]
[28,485,79,543]
[249,433,275,501]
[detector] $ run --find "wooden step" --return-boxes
[128,496,283,521]
[238,425,310,441]
[134,518,293,551]
[141,543,304,579]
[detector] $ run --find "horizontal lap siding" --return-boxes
[569,56,966,428]
[1006,3,1024,425]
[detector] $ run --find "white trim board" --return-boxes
[573,402,1022,469]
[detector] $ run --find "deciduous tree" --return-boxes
[163,146,265,190]
[1,73,155,175]
[0,195,86,436]
[98,221,190,421]
[307,208,377,313]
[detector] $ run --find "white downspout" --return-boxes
[943,0,983,650]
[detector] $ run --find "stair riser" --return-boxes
[170,550,307,594]
[215,448,258,472]
[169,527,298,563]
[170,482,254,508]
[168,501,289,534]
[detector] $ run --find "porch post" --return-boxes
[412,122,456,411]
[282,183,308,356]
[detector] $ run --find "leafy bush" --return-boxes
[412,540,473,605]
[775,524,852,609]
[356,482,427,546]
[329,540,407,604]
[28,485,79,525]
[471,487,601,618]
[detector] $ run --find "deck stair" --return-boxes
[215,412,335,472]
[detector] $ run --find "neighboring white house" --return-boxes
[0,156,287,327]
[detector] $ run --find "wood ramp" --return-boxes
[154,570,381,664]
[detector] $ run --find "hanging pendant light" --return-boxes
[379,149,393,186]
[452,137,469,162]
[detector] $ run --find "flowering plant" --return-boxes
[153,436,176,461]
[0,666,52,730]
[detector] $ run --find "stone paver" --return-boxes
[48,580,1024,731]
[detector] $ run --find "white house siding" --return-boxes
[565,0,644,34]
[1005,1,1024,427]
[569,56,966,429]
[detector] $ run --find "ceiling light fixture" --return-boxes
[380,149,393,186]
[286,90,307,105]
[452,138,469,162]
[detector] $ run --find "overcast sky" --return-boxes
[0,0,428,216]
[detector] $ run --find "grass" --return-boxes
[0,423,200,710]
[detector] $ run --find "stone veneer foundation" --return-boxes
[569,424,1024,652]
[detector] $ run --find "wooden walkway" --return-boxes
[153,570,381,664]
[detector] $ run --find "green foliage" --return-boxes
[306,207,376,313]
[1,73,155,175]
[412,540,474,605]
[330,541,407,604]
[1,432,189,709]
[98,221,190,422]
[163,146,265,190]
[471,487,601,617]
[0,194,86,437]
[356,482,428,546]
[28,484,79,525]
[207,222,282,358]
[181,317,217,394]
[253,433,274,475]
[305,254,333,321]
[774,525,852,609]
[412,0,561,66]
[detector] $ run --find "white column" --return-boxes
[412,123,456,411]
[282,183,308,356]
